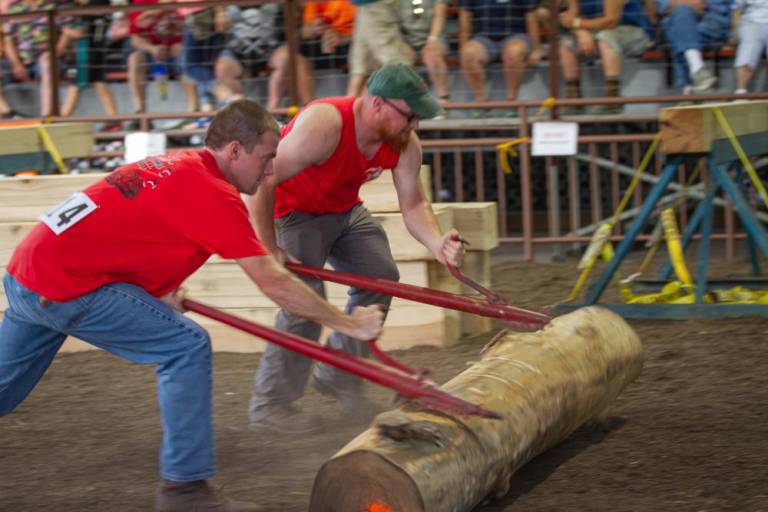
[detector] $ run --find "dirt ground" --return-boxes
[2,257,767,512]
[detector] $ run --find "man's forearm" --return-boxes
[402,201,444,256]
[249,181,279,252]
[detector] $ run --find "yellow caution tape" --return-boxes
[712,107,768,210]
[36,125,68,174]
[567,223,613,301]
[496,137,530,175]
[535,96,556,117]
[661,208,693,287]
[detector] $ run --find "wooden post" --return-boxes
[310,307,644,512]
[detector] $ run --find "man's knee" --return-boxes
[375,259,399,282]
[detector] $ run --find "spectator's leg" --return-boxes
[356,0,408,66]
[460,37,492,102]
[661,6,704,88]
[346,11,375,96]
[0,66,12,116]
[213,52,245,100]
[421,40,450,101]
[59,85,81,117]
[172,43,199,113]
[297,54,314,106]
[266,46,296,110]
[93,81,118,116]
[558,35,584,114]
[37,52,53,116]
[501,36,530,101]
[734,20,761,92]
[127,50,148,113]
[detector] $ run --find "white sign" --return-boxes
[531,122,579,156]
[124,132,167,164]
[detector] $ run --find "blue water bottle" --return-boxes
[151,61,169,101]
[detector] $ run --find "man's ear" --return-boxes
[229,140,241,160]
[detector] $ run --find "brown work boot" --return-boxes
[560,78,585,115]
[155,479,260,511]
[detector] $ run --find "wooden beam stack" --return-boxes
[0,166,499,352]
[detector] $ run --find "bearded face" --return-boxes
[376,116,413,152]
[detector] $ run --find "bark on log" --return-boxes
[309,307,643,512]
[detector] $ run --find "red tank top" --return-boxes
[273,97,401,218]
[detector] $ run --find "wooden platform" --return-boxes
[659,100,768,156]
[0,121,94,175]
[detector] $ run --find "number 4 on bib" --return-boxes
[40,191,98,235]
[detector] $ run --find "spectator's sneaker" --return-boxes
[102,121,124,133]
[248,404,322,434]
[0,109,26,120]
[155,480,261,512]
[691,68,717,93]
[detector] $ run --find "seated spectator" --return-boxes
[214,4,284,110]
[178,0,230,112]
[346,0,450,100]
[345,0,410,96]
[0,2,22,119]
[2,0,75,117]
[731,0,768,94]
[127,0,198,118]
[458,0,542,108]
[656,0,732,93]
[397,0,451,102]
[269,0,356,108]
[59,0,124,129]
[559,0,654,114]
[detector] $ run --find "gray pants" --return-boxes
[249,204,398,419]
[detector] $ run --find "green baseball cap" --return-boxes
[366,62,446,119]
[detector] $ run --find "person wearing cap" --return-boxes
[248,62,466,433]
[0,99,384,511]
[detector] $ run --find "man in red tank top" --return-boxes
[248,62,466,431]
[0,100,384,511]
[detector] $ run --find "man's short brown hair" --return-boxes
[205,99,280,152]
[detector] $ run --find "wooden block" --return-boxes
[0,122,95,158]
[456,251,495,336]
[434,202,499,251]
[374,208,453,261]
[360,165,432,213]
[0,222,35,265]
[659,100,768,154]
[0,174,103,222]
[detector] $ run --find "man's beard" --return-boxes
[378,125,411,152]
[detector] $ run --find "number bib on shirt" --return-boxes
[39,191,98,235]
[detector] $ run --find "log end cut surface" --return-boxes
[310,451,425,512]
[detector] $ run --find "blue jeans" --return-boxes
[182,29,227,106]
[0,273,215,482]
[661,5,731,86]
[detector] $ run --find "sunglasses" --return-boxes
[382,97,420,124]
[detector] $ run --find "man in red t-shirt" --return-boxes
[248,62,465,432]
[0,100,383,511]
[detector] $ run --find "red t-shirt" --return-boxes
[129,0,183,47]
[8,150,268,302]
[273,97,401,218]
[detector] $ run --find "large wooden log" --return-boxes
[310,307,643,512]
